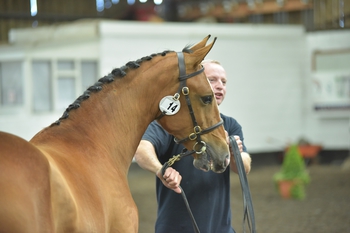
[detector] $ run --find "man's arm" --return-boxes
[230,151,252,174]
[134,140,182,193]
[228,135,252,174]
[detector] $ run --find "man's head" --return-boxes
[201,60,227,106]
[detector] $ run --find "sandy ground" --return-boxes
[128,157,350,233]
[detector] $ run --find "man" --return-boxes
[134,60,251,233]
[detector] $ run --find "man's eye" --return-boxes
[201,95,213,104]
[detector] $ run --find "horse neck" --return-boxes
[32,57,176,175]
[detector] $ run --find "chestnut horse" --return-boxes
[0,35,229,233]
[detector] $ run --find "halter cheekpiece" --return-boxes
[157,52,223,154]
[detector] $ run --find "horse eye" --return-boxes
[201,95,213,104]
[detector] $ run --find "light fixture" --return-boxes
[127,0,136,5]
[30,0,37,16]
[96,0,104,12]
[154,0,163,5]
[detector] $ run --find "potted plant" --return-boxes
[273,144,310,200]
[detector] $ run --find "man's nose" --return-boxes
[216,81,224,90]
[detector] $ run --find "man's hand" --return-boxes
[229,135,243,154]
[225,132,251,174]
[156,167,182,194]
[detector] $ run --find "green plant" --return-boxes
[273,144,310,199]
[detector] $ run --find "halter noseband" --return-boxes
[157,52,223,154]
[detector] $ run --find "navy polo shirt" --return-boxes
[142,113,246,233]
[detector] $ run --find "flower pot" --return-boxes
[277,180,295,199]
[274,144,310,200]
[277,179,306,200]
[298,145,322,158]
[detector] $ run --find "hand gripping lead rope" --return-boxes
[161,150,200,233]
[229,135,257,233]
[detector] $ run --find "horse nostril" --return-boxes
[193,156,210,172]
[211,155,230,173]
[213,163,226,173]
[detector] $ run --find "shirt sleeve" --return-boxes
[221,113,248,152]
[142,121,174,158]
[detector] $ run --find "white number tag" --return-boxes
[159,96,181,115]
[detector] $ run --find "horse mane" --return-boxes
[50,50,174,126]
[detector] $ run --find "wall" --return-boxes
[0,20,99,140]
[305,30,350,150]
[98,21,306,152]
[0,20,349,153]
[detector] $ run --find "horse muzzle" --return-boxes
[193,144,230,173]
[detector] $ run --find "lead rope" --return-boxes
[229,136,257,233]
[161,150,200,233]
[161,136,257,233]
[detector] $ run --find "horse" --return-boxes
[0,35,230,233]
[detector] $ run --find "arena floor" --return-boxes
[128,155,350,233]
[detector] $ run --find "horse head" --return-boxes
[157,35,230,173]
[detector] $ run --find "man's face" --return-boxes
[203,62,227,106]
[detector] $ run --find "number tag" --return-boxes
[159,96,181,115]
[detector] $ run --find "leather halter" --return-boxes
[158,52,224,154]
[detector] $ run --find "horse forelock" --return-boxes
[182,45,194,54]
[50,50,174,127]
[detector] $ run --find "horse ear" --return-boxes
[189,35,211,52]
[190,36,217,67]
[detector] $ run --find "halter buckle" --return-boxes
[189,133,197,141]
[182,87,189,95]
[173,93,180,101]
[194,126,202,134]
